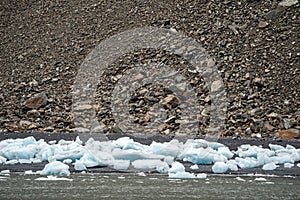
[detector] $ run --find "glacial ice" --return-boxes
[132,159,169,173]
[113,160,130,170]
[168,171,196,179]
[212,162,228,173]
[284,163,294,168]
[40,161,70,176]
[0,136,299,177]
[262,163,278,170]
[168,162,185,173]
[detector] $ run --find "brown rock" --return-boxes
[277,129,300,139]
[24,92,48,109]
[160,94,179,109]
[258,21,269,28]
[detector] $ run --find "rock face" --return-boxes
[0,1,299,137]
[24,92,48,109]
[277,129,300,139]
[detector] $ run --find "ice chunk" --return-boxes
[163,156,174,165]
[227,160,238,171]
[213,154,228,163]
[132,159,169,174]
[168,162,185,173]
[212,162,228,173]
[190,164,199,170]
[217,147,234,159]
[269,144,284,151]
[18,159,32,164]
[236,177,246,182]
[35,175,73,181]
[112,149,163,162]
[235,157,259,169]
[63,159,73,164]
[0,155,7,164]
[40,161,70,176]
[2,144,37,160]
[196,173,207,179]
[255,177,267,181]
[178,147,216,164]
[24,170,36,175]
[113,137,144,151]
[5,159,18,165]
[284,163,294,168]
[270,154,294,164]
[148,140,181,157]
[112,160,130,170]
[74,160,87,171]
[262,163,278,170]
[0,170,10,174]
[297,163,300,168]
[168,171,195,179]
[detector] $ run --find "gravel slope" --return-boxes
[0,0,299,138]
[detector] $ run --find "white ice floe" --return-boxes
[39,161,70,176]
[112,160,130,170]
[212,162,228,173]
[132,159,169,174]
[262,163,278,171]
[255,177,267,181]
[35,175,73,181]
[0,136,299,177]
[190,164,199,170]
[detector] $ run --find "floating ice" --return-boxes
[255,177,267,181]
[190,164,199,170]
[168,171,195,179]
[35,175,73,181]
[0,170,10,174]
[148,140,181,157]
[74,160,87,171]
[113,137,144,151]
[168,162,185,173]
[0,135,299,176]
[40,161,70,176]
[262,163,278,170]
[235,157,259,169]
[5,159,18,165]
[132,159,169,174]
[196,173,207,179]
[178,146,216,164]
[0,155,6,164]
[227,160,238,171]
[236,177,246,182]
[19,159,32,164]
[113,160,130,170]
[212,162,228,173]
[24,170,36,175]
[217,147,234,159]
[284,163,294,168]
[112,149,163,162]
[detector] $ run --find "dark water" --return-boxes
[0,173,299,200]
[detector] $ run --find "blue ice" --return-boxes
[40,161,70,176]
[212,162,228,173]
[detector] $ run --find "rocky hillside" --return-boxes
[0,0,299,138]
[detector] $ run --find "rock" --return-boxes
[258,21,269,28]
[252,78,264,87]
[160,94,179,109]
[264,121,275,131]
[26,109,40,118]
[24,92,48,109]
[19,120,32,127]
[278,0,298,7]
[267,112,280,118]
[277,129,300,139]
[43,126,55,132]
